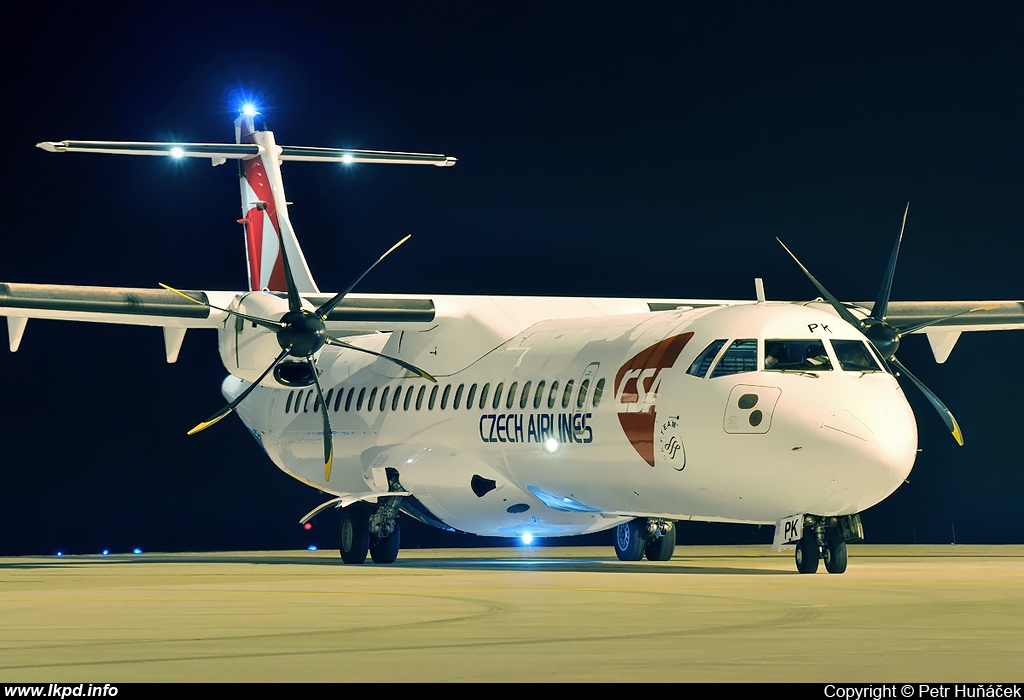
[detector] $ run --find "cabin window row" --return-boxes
[284,377,607,415]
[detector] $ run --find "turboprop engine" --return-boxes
[217,291,319,387]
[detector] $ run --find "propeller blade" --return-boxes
[160,283,284,331]
[187,347,291,435]
[895,305,1000,337]
[871,202,909,321]
[325,336,437,382]
[307,357,334,481]
[275,230,304,314]
[316,235,412,319]
[889,355,964,446]
[776,238,864,328]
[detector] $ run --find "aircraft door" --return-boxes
[577,362,600,408]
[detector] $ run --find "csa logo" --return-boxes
[614,333,693,467]
[658,415,686,471]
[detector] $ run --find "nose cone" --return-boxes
[813,375,917,513]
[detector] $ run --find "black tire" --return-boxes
[645,523,676,561]
[823,536,848,574]
[339,505,370,564]
[795,534,820,574]
[614,519,647,561]
[370,522,401,564]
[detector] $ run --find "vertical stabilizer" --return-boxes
[235,113,319,293]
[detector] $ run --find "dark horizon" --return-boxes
[3,2,1023,556]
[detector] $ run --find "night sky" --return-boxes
[3,2,1023,556]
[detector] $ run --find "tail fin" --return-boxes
[235,112,319,294]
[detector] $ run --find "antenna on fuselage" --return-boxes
[754,277,766,303]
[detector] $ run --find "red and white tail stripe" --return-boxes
[235,113,319,294]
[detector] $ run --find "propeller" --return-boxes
[164,235,436,481]
[778,203,987,446]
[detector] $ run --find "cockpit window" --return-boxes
[687,339,727,378]
[832,340,882,372]
[764,340,833,371]
[709,339,758,378]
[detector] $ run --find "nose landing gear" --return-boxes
[793,514,861,574]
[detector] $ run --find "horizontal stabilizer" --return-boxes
[37,140,261,163]
[279,145,456,166]
[37,141,457,167]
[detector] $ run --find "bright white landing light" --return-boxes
[170,146,185,159]
[544,438,559,453]
[521,533,534,545]
[242,103,258,116]
[341,154,354,164]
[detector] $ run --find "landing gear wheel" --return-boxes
[795,534,820,574]
[370,522,401,564]
[823,536,848,574]
[614,519,647,561]
[339,506,370,564]
[645,524,676,561]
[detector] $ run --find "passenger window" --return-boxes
[709,339,758,378]
[404,387,414,410]
[688,339,727,378]
[593,378,605,407]
[392,386,403,411]
[479,383,490,410]
[492,383,504,410]
[454,384,464,410]
[441,384,451,410]
[333,387,344,412]
[304,391,315,413]
[520,381,532,410]
[356,388,366,411]
[313,392,321,413]
[428,384,439,410]
[416,385,426,410]
[764,339,833,372]
[562,380,575,409]
[577,379,590,409]
[379,386,390,411]
[345,388,355,412]
[548,380,559,409]
[466,384,477,410]
[324,389,334,413]
[285,392,294,413]
[534,381,546,410]
[367,387,378,412]
[506,382,518,410]
[832,340,881,372]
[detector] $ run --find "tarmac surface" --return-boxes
[1,545,1023,683]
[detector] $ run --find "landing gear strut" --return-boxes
[793,514,861,574]
[614,518,676,561]
[339,472,407,565]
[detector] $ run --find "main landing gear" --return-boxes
[614,518,676,562]
[794,514,862,574]
[339,492,404,565]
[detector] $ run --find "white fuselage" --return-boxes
[231,300,918,538]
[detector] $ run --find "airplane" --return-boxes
[5,105,1023,573]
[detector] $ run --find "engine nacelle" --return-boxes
[216,291,320,387]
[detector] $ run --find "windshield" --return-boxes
[764,340,832,371]
[832,340,882,371]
